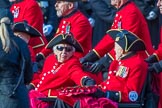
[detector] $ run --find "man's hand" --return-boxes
[82,77,96,86]
[148,61,162,73]
[145,55,158,63]
[89,61,104,73]
[91,88,107,98]
[26,84,35,91]
[80,50,99,64]
[89,55,109,73]
[36,53,44,62]
[82,62,93,72]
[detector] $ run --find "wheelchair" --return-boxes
[38,69,159,108]
[118,70,159,108]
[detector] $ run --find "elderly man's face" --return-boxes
[53,43,75,63]
[111,0,120,8]
[157,0,162,14]
[55,1,73,17]
[111,0,128,9]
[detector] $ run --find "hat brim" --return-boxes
[106,29,121,40]
[13,22,42,37]
[46,34,84,52]
[107,29,146,52]
[128,40,146,51]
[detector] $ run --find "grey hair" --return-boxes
[0,17,11,53]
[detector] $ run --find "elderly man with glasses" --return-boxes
[28,33,102,108]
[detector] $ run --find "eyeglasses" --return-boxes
[56,46,73,52]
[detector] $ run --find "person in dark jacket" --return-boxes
[0,8,33,108]
[13,21,43,74]
[145,0,162,107]
[89,0,116,47]
[37,0,59,41]
[133,0,160,49]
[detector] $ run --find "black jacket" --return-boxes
[89,0,116,47]
[0,28,33,108]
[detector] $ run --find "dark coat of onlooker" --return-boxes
[37,0,59,41]
[89,0,116,47]
[133,0,160,49]
[0,8,33,108]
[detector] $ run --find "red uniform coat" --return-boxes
[31,54,102,97]
[10,0,48,54]
[93,1,154,59]
[41,10,92,58]
[100,53,148,102]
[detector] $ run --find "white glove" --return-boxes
[88,17,95,27]
[43,24,53,36]
[146,11,157,20]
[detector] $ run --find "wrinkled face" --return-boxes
[111,0,121,8]
[111,0,128,9]
[114,42,123,60]
[157,0,162,14]
[53,43,75,63]
[55,1,73,17]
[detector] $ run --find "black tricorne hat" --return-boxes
[107,29,146,52]
[46,33,84,52]
[0,8,13,22]
[12,21,42,37]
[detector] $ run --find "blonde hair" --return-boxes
[0,17,11,53]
